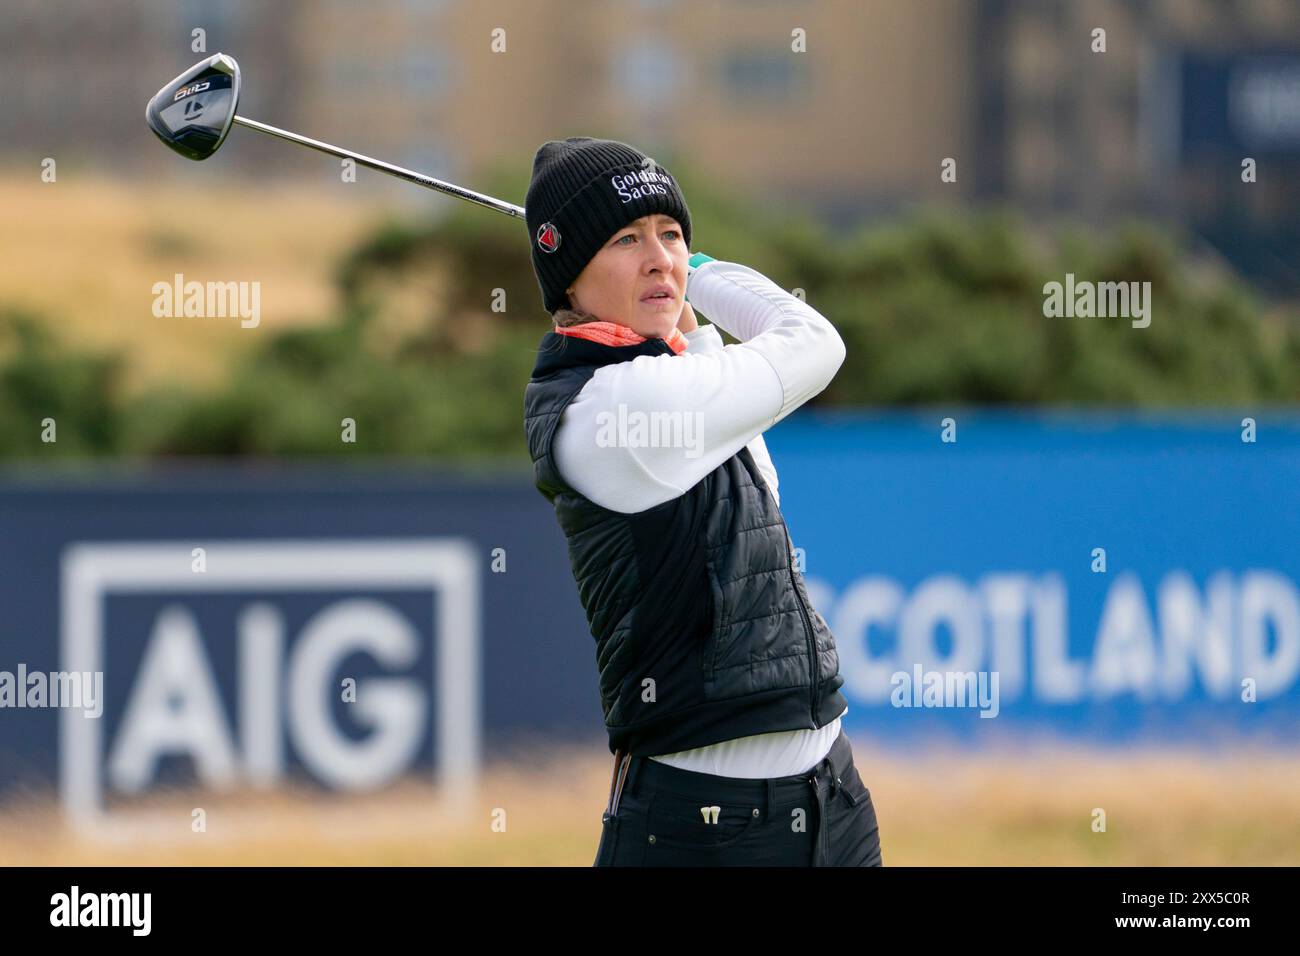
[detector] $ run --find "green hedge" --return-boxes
[1,164,1296,460]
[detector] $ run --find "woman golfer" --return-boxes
[522,137,882,866]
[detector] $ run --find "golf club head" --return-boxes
[146,53,241,161]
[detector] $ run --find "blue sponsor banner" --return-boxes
[0,467,600,814]
[765,410,1300,750]
[1,412,1297,814]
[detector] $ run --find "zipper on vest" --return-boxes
[783,520,819,724]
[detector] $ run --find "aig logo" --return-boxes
[59,539,480,826]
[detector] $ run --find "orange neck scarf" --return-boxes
[555,320,688,355]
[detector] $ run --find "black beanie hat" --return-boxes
[525,137,692,315]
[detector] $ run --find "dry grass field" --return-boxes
[0,172,382,395]
[3,737,1297,866]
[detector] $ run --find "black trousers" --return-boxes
[594,728,883,866]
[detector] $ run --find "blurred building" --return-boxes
[977,0,1300,292]
[1,0,1296,290]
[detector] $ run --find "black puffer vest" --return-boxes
[523,330,847,756]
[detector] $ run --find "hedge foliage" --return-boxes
[2,164,1295,461]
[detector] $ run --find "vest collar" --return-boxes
[531,320,687,379]
[555,320,688,355]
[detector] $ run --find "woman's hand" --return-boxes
[677,300,699,334]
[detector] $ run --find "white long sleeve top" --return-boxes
[553,258,849,777]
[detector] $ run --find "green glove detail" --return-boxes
[685,252,715,304]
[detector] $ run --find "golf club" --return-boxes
[146,53,526,220]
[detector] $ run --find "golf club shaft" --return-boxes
[231,115,526,220]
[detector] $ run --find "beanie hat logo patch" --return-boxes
[536,222,561,253]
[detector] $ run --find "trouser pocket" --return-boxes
[837,764,871,806]
[823,766,882,866]
[595,791,653,866]
[593,810,622,866]
[643,790,763,851]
